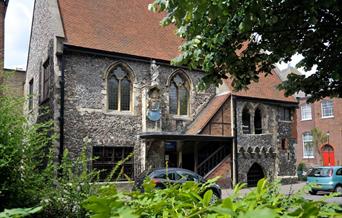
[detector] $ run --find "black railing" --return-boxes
[197,145,230,177]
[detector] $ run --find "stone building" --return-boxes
[279,67,342,168]
[25,0,297,187]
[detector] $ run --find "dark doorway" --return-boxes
[247,163,264,187]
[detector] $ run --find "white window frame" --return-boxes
[301,104,312,121]
[321,100,334,118]
[303,132,314,158]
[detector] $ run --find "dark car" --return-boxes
[134,168,222,199]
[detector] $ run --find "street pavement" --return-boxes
[222,182,342,205]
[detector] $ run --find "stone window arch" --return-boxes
[242,106,251,134]
[106,64,133,111]
[168,71,191,116]
[254,107,262,134]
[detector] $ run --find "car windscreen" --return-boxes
[308,168,333,177]
[150,170,181,180]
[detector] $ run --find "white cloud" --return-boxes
[4,0,34,70]
[276,53,316,77]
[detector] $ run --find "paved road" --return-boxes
[222,182,342,204]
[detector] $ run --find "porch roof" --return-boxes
[139,132,234,142]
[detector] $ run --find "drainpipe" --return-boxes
[233,95,239,185]
[58,55,65,164]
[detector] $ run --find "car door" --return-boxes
[335,168,342,184]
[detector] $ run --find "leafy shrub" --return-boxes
[83,178,342,218]
[0,206,42,218]
[38,147,100,218]
[0,92,100,217]
[0,94,54,210]
[297,162,308,181]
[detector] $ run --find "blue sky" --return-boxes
[4,0,314,76]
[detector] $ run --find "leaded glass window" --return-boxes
[92,146,134,181]
[169,83,178,114]
[169,73,190,116]
[107,66,132,111]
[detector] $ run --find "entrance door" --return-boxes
[247,163,264,187]
[322,144,335,166]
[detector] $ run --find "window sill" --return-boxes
[303,156,315,159]
[301,118,312,121]
[171,115,192,121]
[279,120,292,123]
[105,110,135,116]
[321,116,334,119]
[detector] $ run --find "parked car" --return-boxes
[307,166,342,195]
[134,168,222,199]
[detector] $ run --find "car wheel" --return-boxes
[334,185,342,196]
[309,190,317,195]
[209,191,220,204]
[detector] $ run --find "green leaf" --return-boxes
[202,189,213,207]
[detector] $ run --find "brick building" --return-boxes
[296,97,342,167]
[279,67,342,168]
[24,0,298,187]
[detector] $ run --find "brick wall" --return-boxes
[206,155,232,188]
[296,98,342,167]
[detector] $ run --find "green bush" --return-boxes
[0,92,100,217]
[0,94,54,210]
[297,162,308,181]
[38,148,100,218]
[83,178,342,218]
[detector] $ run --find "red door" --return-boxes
[322,144,335,166]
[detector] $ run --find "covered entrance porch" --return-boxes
[140,133,234,187]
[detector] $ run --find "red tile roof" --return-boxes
[226,70,297,103]
[58,0,182,61]
[187,94,230,134]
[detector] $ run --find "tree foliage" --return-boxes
[149,0,342,102]
[83,178,342,217]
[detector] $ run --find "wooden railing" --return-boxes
[197,145,229,177]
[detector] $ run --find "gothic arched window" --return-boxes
[242,107,251,134]
[107,65,132,111]
[254,108,262,134]
[169,73,190,116]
